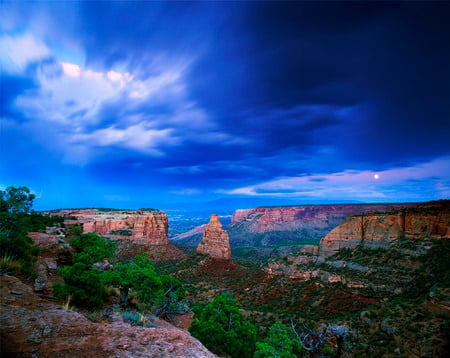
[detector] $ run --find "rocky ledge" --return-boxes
[0,275,216,358]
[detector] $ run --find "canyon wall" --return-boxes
[319,206,450,257]
[228,203,421,247]
[78,210,169,245]
[197,214,231,260]
[131,212,169,245]
[45,209,177,260]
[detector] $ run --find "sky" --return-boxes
[1,1,449,210]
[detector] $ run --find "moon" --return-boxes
[374,174,380,180]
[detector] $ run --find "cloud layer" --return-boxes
[1,2,449,209]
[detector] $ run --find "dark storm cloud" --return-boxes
[1,1,449,207]
[187,1,450,167]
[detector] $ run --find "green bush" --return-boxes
[54,233,115,310]
[189,293,257,358]
[102,253,185,314]
[255,321,301,357]
[53,262,106,310]
[0,186,53,275]
[70,233,115,264]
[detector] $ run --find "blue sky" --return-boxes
[1,1,449,210]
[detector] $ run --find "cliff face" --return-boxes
[228,203,421,247]
[197,214,231,260]
[264,201,450,300]
[76,210,169,245]
[131,213,169,245]
[45,209,180,260]
[83,218,132,235]
[319,208,450,257]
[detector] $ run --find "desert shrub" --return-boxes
[102,253,185,314]
[70,233,115,264]
[0,254,20,274]
[54,233,115,310]
[53,262,106,310]
[0,186,49,275]
[189,293,257,358]
[255,321,302,357]
[122,310,145,325]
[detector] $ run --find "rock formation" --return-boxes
[80,210,169,246]
[319,207,450,257]
[44,208,182,261]
[132,212,169,245]
[197,214,231,260]
[228,203,421,247]
[0,275,216,358]
[83,218,131,235]
[264,200,450,289]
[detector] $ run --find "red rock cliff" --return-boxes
[319,206,450,257]
[197,214,231,260]
[230,203,422,234]
[83,218,132,235]
[132,212,169,245]
[75,209,169,245]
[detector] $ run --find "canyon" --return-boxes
[319,203,450,257]
[227,202,422,247]
[2,200,449,357]
[265,200,450,289]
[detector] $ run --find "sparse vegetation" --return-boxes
[189,292,257,357]
[0,186,63,276]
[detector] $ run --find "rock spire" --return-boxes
[197,214,231,260]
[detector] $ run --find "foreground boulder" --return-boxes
[0,275,216,358]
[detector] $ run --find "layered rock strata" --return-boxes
[230,203,421,234]
[47,209,169,246]
[319,209,450,257]
[131,213,169,245]
[43,208,177,260]
[228,203,422,247]
[197,214,231,260]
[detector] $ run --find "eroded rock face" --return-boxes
[83,218,131,235]
[132,213,169,245]
[50,209,169,246]
[319,209,450,257]
[230,203,422,234]
[228,203,422,247]
[0,275,217,358]
[197,214,231,260]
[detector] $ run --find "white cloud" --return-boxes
[71,123,178,156]
[226,157,450,201]
[0,32,51,74]
[6,37,202,163]
[4,31,238,166]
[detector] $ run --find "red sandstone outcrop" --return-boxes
[50,209,170,246]
[132,212,169,245]
[230,203,421,234]
[83,218,132,235]
[197,214,231,260]
[0,275,216,358]
[45,208,180,261]
[319,209,450,257]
